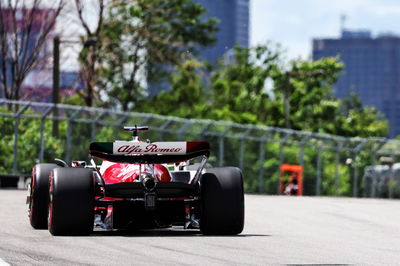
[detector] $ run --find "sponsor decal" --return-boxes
[113,142,186,155]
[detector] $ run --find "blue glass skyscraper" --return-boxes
[313,30,400,137]
[194,0,250,64]
[148,0,250,96]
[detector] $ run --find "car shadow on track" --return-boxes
[91,228,270,238]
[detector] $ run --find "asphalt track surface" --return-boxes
[0,190,399,265]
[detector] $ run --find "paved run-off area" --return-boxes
[0,190,399,265]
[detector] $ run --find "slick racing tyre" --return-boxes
[200,167,245,235]
[29,163,59,229]
[48,168,94,236]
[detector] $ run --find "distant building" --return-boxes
[0,8,80,102]
[0,8,55,98]
[313,30,400,137]
[22,70,83,102]
[148,0,250,96]
[194,0,250,64]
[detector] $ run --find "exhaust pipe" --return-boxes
[140,173,157,211]
[143,177,156,191]
[141,173,156,191]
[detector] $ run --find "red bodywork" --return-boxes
[89,140,210,207]
[92,140,210,185]
[101,162,171,184]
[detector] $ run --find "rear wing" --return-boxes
[89,141,210,164]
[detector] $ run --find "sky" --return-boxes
[251,0,400,60]
[58,0,400,71]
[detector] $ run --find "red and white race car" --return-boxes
[27,126,244,235]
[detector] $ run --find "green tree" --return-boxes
[271,58,388,137]
[208,45,282,124]
[97,0,218,110]
[272,57,343,131]
[141,44,388,138]
[0,108,66,174]
[335,93,388,137]
[135,44,389,196]
[140,58,210,118]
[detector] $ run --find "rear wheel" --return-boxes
[29,163,58,229]
[200,167,245,235]
[48,168,94,236]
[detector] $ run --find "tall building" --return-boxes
[0,8,55,98]
[148,0,250,96]
[195,0,250,64]
[313,30,400,137]
[0,7,82,102]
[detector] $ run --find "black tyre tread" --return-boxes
[29,163,58,229]
[200,167,245,235]
[49,168,94,236]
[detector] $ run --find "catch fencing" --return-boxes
[1,99,399,197]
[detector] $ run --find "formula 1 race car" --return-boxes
[27,126,244,236]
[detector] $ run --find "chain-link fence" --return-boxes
[1,99,400,197]
[364,163,400,198]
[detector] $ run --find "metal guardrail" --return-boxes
[1,99,399,196]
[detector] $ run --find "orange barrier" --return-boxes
[279,164,303,196]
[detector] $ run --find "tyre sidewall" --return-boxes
[49,168,94,236]
[29,163,58,229]
[200,167,245,235]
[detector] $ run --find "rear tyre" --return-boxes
[48,168,94,236]
[200,167,245,235]
[29,163,58,229]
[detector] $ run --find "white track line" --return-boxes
[0,258,10,266]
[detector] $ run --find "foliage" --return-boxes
[140,58,210,117]
[208,45,281,124]
[61,94,86,106]
[142,44,388,138]
[139,43,389,196]
[271,59,388,137]
[272,58,343,130]
[336,94,388,137]
[1,1,391,196]
[96,0,218,110]
[0,108,65,175]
